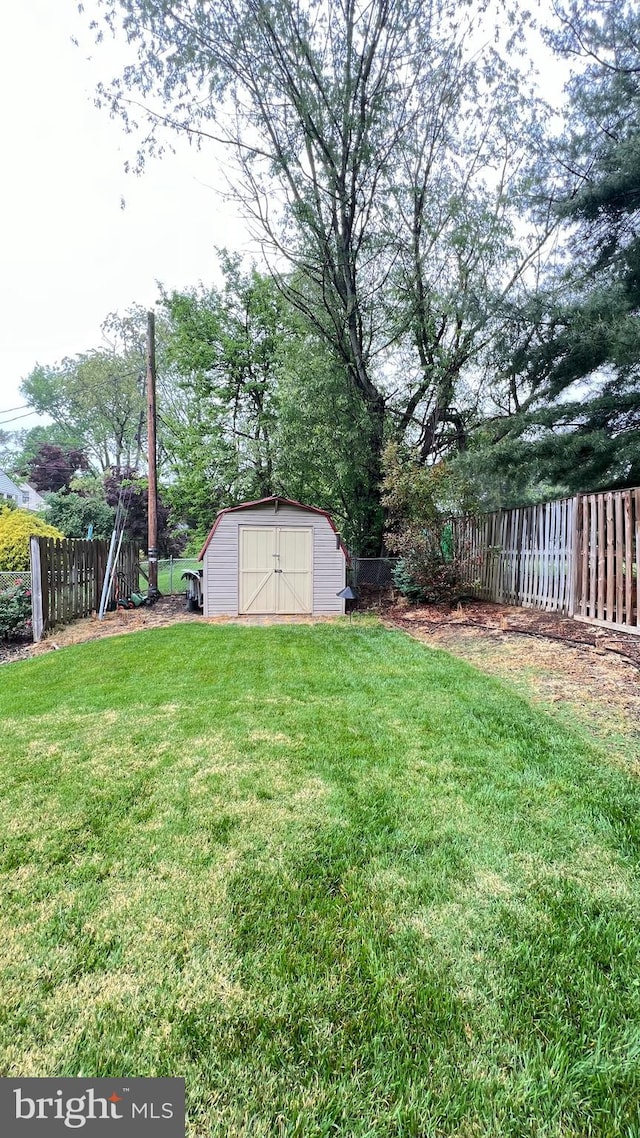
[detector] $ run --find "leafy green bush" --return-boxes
[390,529,467,605]
[382,445,476,604]
[0,507,64,571]
[183,528,209,558]
[391,559,429,602]
[0,580,32,640]
[43,489,115,540]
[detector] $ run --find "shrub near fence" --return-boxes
[0,571,31,592]
[1,572,33,642]
[0,578,32,640]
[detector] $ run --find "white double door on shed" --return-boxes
[239,526,313,614]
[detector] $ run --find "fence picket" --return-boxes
[553,501,560,608]
[451,487,639,632]
[579,496,588,617]
[28,537,140,642]
[636,489,640,629]
[563,498,573,611]
[588,495,597,619]
[596,496,605,620]
[542,502,551,608]
[41,540,50,631]
[522,508,531,606]
[615,494,624,623]
[606,493,614,622]
[555,500,564,610]
[624,492,632,627]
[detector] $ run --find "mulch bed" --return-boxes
[0,639,33,667]
[0,595,198,665]
[369,596,640,670]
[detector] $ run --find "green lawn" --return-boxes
[140,559,200,595]
[1,622,639,1136]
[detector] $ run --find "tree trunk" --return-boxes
[355,391,386,555]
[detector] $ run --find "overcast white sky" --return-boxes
[0,0,245,432]
[0,1,568,437]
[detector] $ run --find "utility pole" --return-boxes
[146,310,159,593]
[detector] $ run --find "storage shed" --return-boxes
[198,496,348,617]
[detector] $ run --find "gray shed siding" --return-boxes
[202,503,346,617]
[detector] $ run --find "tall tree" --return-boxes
[160,258,284,536]
[463,0,640,498]
[161,259,373,548]
[26,443,89,492]
[43,489,115,540]
[103,467,185,556]
[20,306,154,473]
[163,257,281,498]
[274,316,379,550]
[88,0,554,549]
[8,424,87,480]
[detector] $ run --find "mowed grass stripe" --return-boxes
[1,622,639,1137]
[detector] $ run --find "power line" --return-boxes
[0,371,154,428]
[0,410,42,425]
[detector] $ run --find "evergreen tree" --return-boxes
[86,0,553,548]
[469,0,640,499]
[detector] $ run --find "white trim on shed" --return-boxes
[199,497,347,617]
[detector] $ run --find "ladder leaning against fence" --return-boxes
[29,536,140,642]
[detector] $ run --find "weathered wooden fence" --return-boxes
[29,537,139,642]
[454,497,575,613]
[573,488,640,632]
[454,487,640,633]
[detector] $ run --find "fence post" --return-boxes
[568,494,581,618]
[29,537,44,643]
[169,556,173,595]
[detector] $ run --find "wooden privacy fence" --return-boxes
[573,488,640,632]
[454,497,576,613]
[453,486,640,633]
[29,537,139,642]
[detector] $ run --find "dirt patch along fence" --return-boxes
[30,537,140,642]
[453,487,640,633]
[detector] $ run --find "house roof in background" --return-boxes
[0,469,21,499]
[0,471,47,511]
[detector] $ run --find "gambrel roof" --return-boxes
[198,496,349,561]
